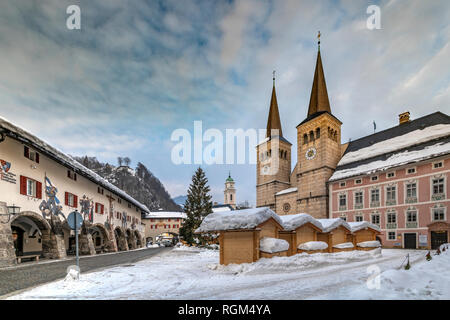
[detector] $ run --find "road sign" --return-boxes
[67,211,83,230]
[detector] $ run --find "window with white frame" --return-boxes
[355,215,363,222]
[388,231,396,240]
[405,182,417,203]
[406,209,418,228]
[340,182,346,187]
[386,210,397,229]
[387,172,395,178]
[355,178,362,184]
[354,191,363,209]
[433,161,443,169]
[371,213,380,226]
[432,177,445,200]
[340,214,347,221]
[371,176,378,182]
[386,185,396,205]
[339,194,347,210]
[370,188,380,207]
[67,193,75,207]
[406,167,416,174]
[432,206,445,221]
[26,179,36,197]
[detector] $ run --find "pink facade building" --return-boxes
[329,112,449,249]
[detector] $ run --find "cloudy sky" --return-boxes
[0,0,449,207]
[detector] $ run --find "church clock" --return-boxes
[305,147,317,160]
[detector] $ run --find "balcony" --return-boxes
[386,200,396,206]
[370,201,380,208]
[386,223,397,229]
[406,222,418,228]
[405,197,417,204]
[432,193,445,201]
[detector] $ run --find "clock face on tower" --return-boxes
[305,147,317,160]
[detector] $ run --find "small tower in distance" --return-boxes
[224,172,236,209]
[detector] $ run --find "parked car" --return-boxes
[161,239,173,247]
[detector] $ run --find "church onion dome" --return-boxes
[226,172,234,182]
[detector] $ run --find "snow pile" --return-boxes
[195,207,282,233]
[259,237,289,253]
[275,187,298,196]
[317,218,351,233]
[331,140,450,181]
[333,242,354,249]
[144,211,186,219]
[338,124,450,166]
[298,241,328,251]
[314,245,450,300]
[64,268,80,282]
[348,221,381,232]
[357,241,381,248]
[280,213,322,231]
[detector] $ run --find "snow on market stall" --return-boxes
[195,207,285,265]
[316,218,352,253]
[347,221,381,248]
[279,213,323,256]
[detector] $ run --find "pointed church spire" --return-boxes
[266,71,283,138]
[307,32,331,117]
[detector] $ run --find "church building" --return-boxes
[257,36,347,219]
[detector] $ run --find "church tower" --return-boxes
[224,172,236,209]
[295,33,343,218]
[256,73,292,210]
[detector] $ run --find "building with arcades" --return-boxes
[0,116,148,267]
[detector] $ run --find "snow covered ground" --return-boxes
[6,246,450,300]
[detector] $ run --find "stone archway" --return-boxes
[10,211,66,260]
[126,229,136,250]
[91,223,115,253]
[134,230,142,248]
[114,227,128,251]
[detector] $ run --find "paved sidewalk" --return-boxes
[0,247,170,297]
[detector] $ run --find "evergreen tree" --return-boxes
[179,167,213,245]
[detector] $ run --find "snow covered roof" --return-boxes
[279,213,322,231]
[357,241,381,248]
[0,116,150,214]
[348,221,381,233]
[195,207,283,233]
[143,211,186,219]
[212,204,234,213]
[333,242,354,249]
[330,112,450,182]
[316,218,351,233]
[259,237,289,253]
[275,187,297,196]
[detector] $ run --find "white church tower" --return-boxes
[224,172,236,209]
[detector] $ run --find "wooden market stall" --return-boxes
[195,207,285,265]
[278,213,323,256]
[316,218,352,253]
[348,221,381,250]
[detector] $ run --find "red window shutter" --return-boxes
[35,153,39,163]
[24,146,29,158]
[36,181,42,199]
[73,195,78,208]
[65,192,69,206]
[20,176,27,195]
[101,205,104,214]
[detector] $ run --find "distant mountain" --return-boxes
[172,195,188,209]
[74,156,182,212]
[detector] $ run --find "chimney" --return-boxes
[399,111,410,125]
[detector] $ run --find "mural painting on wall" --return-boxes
[0,159,17,184]
[122,211,127,229]
[79,195,94,223]
[39,176,66,221]
[105,195,115,229]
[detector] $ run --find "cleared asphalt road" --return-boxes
[0,247,170,297]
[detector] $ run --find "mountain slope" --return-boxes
[74,156,182,212]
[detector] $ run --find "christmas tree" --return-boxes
[426,251,432,261]
[179,167,213,245]
[436,247,441,255]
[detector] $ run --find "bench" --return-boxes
[16,254,40,264]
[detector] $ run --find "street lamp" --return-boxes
[0,204,20,223]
